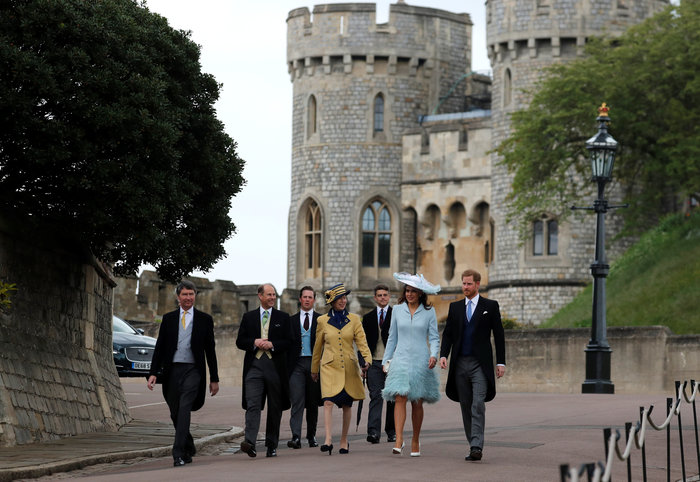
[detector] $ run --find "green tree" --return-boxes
[0,0,245,281]
[496,2,700,238]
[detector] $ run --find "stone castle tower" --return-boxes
[286,1,667,321]
[486,0,668,322]
[286,3,471,302]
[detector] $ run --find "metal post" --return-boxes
[676,381,687,481]
[582,180,614,393]
[640,406,648,482]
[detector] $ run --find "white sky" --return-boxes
[142,1,490,293]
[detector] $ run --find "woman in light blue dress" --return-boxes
[382,273,441,457]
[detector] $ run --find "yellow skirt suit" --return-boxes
[311,311,371,404]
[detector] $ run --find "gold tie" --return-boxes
[182,310,187,329]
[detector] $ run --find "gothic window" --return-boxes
[458,127,468,151]
[307,95,317,139]
[304,200,322,278]
[504,68,512,107]
[533,216,558,256]
[362,200,391,268]
[421,130,430,154]
[373,94,384,133]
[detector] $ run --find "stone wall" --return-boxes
[0,218,129,447]
[211,325,698,395]
[501,326,698,394]
[113,270,260,328]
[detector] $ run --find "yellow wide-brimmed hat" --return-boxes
[324,283,351,305]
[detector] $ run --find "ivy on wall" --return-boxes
[0,282,16,312]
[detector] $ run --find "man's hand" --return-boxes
[439,357,448,369]
[496,365,506,378]
[147,375,157,390]
[210,382,219,396]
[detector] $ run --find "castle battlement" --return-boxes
[287,3,471,80]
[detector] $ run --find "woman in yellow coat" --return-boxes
[311,283,371,455]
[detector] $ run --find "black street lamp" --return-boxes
[573,103,626,394]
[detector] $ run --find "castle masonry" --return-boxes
[286,3,472,298]
[486,0,668,323]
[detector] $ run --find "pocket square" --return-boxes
[483,311,488,314]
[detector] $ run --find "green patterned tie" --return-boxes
[262,310,269,327]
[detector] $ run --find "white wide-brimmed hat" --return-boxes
[393,272,441,295]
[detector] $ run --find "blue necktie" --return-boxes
[467,300,473,322]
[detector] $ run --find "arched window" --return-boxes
[307,95,317,139]
[304,200,322,278]
[362,200,391,268]
[533,216,558,256]
[503,68,512,107]
[373,94,384,133]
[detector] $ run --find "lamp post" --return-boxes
[574,103,625,394]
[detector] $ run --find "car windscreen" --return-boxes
[112,316,139,335]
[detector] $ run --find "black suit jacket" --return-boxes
[236,307,292,410]
[360,306,392,364]
[440,296,505,403]
[288,310,322,407]
[149,308,219,412]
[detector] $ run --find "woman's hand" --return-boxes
[311,372,319,382]
[428,357,437,369]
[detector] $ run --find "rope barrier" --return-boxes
[561,379,699,482]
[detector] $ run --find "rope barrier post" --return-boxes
[586,462,596,482]
[692,379,700,478]
[639,406,647,482]
[560,463,570,482]
[666,397,672,482]
[603,427,612,482]
[625,422,632,482]
[675,381,687,482]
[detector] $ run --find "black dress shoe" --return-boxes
[307,437,318,447]
[366,434,380,444]
[183,454,193,464]
[240,440,257,458]
[287,436,301,449]
[465,447,483,461]
[387,434,396,443]
[266,447,277,457]
[173,457,186,467]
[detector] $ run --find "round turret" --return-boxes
[486,0,669,323]
[286,3,471,295]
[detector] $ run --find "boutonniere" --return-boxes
[483,311,488,315]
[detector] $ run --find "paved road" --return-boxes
[3,378,698,481]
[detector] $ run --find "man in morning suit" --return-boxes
[286,286,322,449]
[147,280,219,467]
[440,269,505,462]
[361,284,396,444]
[236,283,292,458]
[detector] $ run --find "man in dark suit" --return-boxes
[236,283,292,458]
[147,280,219,467]
[286,286,322,449]
[440,269,505,462]
[361,284,396,444]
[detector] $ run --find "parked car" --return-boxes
[112,315,157,377]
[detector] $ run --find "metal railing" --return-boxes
[560,380,700,482]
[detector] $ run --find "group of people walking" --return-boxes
[146,269,506,467]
